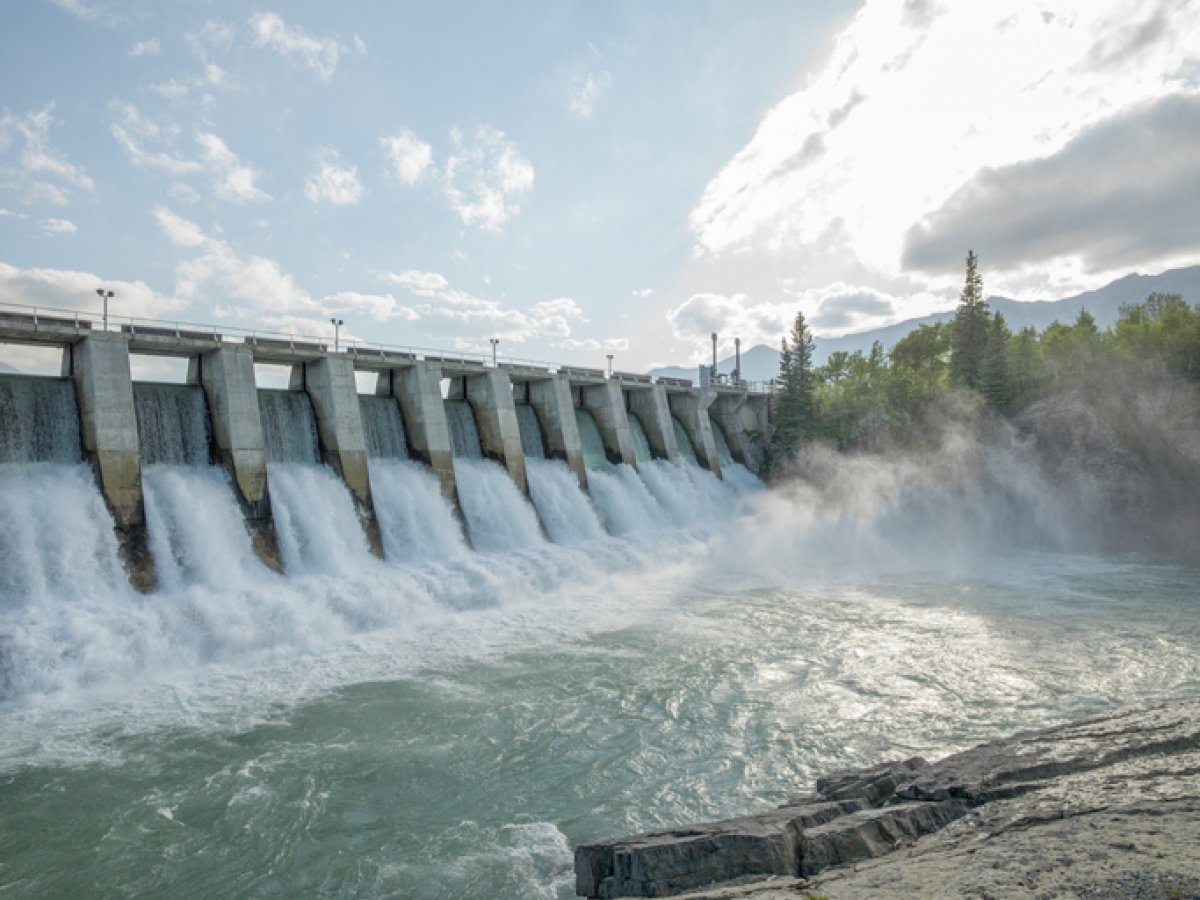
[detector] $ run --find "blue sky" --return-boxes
[3,0,1200,375]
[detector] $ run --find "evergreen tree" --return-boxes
[772,311,816,451]
[981,312,1011,409]
[949,250,989,389]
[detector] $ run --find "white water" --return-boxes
[525,458,605,544]
[143,465,264,591]
[587,463,672,534]
[269,463,373,575]
[454,458,545,552]
[369,458,468,562]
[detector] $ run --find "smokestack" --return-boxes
[711,332,718,373]
[734,337,741,382]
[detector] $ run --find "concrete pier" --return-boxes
[187,345,283,571]
[579,380,638,468]
[668,388,722,476]
[710,391,769,474]
[461,369,527,494]
[379,362,457,502]
[291,356,384,559]
[625,384,679,462]
[525,374,588,489]
[62,331,155,591]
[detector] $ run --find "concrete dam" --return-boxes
[0,312,769,593]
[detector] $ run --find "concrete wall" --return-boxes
[187,345,282,571]
[526,375,587,489]
[292,356,383,558]
[63,331,155,591]
[461,369,526,494]
[626,385,679,462]
[668,389,722,477]
[580,380,637,468]
[379,362,457,501]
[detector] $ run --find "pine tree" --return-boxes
[772,312,816,451]
[949,250,989,390]
[981,312,1011,409]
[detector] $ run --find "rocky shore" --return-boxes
[575,698,1200,899]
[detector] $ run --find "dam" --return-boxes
[0,306,769,591]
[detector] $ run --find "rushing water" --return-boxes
[134,382,212,466]
[626,412,654,463]
[258,390,320,464]
[672,416,697,466]
[1,407,1198,899]
[0,375,81,464]
[360,395,409,460]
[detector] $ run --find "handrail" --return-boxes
[0,298,768,393]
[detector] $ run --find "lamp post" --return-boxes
[489,337,499,366]
[96,288,114,331]
[606,354,614,377]
[330,317,344,352]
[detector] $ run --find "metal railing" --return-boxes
[0,299,770,393]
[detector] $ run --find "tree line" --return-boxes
[768,250,1200,464]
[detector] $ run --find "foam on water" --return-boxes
[526,458,605,544]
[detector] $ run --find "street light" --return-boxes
[489,337,499,366]
[606,353,614,377]
[96,288,114,330]
[330,317,344,352]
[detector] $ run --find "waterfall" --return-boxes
[369,459,468,562]
[0,375,81,464]
[526,459,605,544]
[638,458,738,527]
[444,400,483,459]
[268,463,374,576]
[672,417,698,466]
[0,463,127,605]
[626,412,654,463]
[709,417,733,466]
[143,465,265,590]
[360,396,409,460]
[574,408,609,469]
[258,390,320,464]
[133,382,212,466]
[707,414,763,492]
[454,459,545,552]
[516,404,545,459]
[587,463,671,534]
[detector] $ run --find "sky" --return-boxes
[2,0,1200,376]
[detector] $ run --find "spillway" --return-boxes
[446,399,543,552]
[258,389,320,464]
[518,403,605,544]
[709,413,763,492]
[626,412,654,464]
[133,382,212,466]
[672,415,698,466]
[359,395,409,460]
[0,374,82,465]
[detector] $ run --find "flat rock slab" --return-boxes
[574,699,1200,898]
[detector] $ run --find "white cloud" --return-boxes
[154,206,207,248]
[443,126,534,232]
[381,130,433,185]
[632,288,653,298]
[568,70,612,118]
[129,38,160,57]
[0,261,184,320]
[554,337,629,352]
[686,0,1200,317]
[39,217,77,235]
[110,102,205,175]
[324,290,418,322]
[384,269,581,342]
[49,0,100,21]
[250,12,345,81]
[0,103,94,202]
[196,132,269,203]
[304,149,363,204]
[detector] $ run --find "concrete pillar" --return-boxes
[187,345,282,572]
[464,369,526,494]
[741,395,771,474]
[379,362,456,501]
[626,385,679,462]
[63,331,155,592]
[527,375,587,489]
[709,393,748,466]
[582,380,637,468]
[291,356,383,559]
[668,389,722,477]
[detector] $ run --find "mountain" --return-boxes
[648,264,1200,381]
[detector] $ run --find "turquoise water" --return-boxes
[2,437,1199,898]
